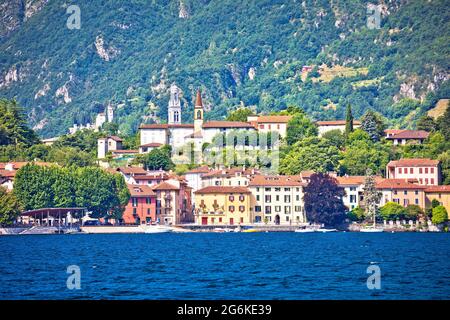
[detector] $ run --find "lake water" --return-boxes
[0,233,449,300]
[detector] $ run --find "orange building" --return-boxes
[122,184,156,225]
[377,179,427,209]
[425,185,450,219]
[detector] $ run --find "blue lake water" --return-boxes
[0,233,449,300]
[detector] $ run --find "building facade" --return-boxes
[122,184,156,224]
[248,175,306,225]
[194,186,253,225]
[425,185,450,218]
[386,159,441,185]
[153,179,193,225]
[377,179,427,209]
[316,120,361,136]
[386,130,429,145]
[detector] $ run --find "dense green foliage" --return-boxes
[303,173,347,228]
[13,164,130,218]
[0,99,39,146]
[431,205,448,225]
[380,202,406,220]
[0,186,22,226]
[0,0,448,137]
[134,145,175,171]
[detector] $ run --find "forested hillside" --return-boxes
[0,0,449,137]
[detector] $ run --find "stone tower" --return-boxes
[168,83,181,125]
[107,104,114,123]
[194,89,204,133]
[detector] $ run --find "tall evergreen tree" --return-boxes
[345,103,354,137]
[361,110,385,142]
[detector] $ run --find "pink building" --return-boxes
[386,159,441,186]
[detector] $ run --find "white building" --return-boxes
[317,120,361,137]
[247,115,292,138]
[248,175,306,225]
[97,136,123,159]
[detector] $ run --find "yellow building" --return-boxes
[425,185,450,219]
[194,186,253,225]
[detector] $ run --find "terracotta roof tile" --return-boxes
[185,166,211,174]
[117,167,148,175]
[249,175,305,187]
[376,179,427,190]
[194,186,251,194]
[387,158,439,167]
[256,115,293,123]
[387,130,430,139]
[425,185,450,193]
[152,181,180,191]
[202,121,254,129]
[139,142,162,148]
[127,184,156,197]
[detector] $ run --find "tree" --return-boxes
[139,146,175,171]
[363,169,382,224]
[380,202,407,220]
[360,110,386,142]
[226,107,254,122]
[280,137,341,174]
[416,115,437,132]
[436,103,450,140]
[322,129,345,149]
[303,173,347,228]
[345,103,354,137]
[431,205,448,225]
[0,186,22,226]
[348,206,365,222]
[286,110,317,145]
[0,99,39,146]
[405,204,424,220]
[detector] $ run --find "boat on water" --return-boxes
[360,227,384,233]
[316,228,337,233]
[144,225,173,234]
[242,228,260,233]
[294,228,315,233]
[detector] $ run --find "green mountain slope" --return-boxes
[0,0,449,137]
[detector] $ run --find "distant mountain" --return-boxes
[0,0,449,137]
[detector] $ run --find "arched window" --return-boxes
[197,110,202,119]
[174,111,179,122]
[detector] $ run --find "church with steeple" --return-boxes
[138,83,256,152]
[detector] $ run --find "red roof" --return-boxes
[336,175,384,186]
[376,179,427,190]
[195,89,203,107]
[109,136,123,142]
[248,175,304,187]
[0,170,16,178]
[387,158,439,167]
[139,124,194,129]
[127,184,156,197]
[256,115,292,123]
[117,167,148,175]
[0,162,53,170]
[202,167,258,178]
[202,121,254,129]
[152,181,180,191]
[194,186,251,194]
[140,143,162,148]
[387,130,429,140]
[185,166,211,174]
[425,185,450,193]
[316,120,361,126]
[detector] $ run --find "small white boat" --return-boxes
[317,228,337,233]
[294,228,315,233]
[144,225,173,234]
[360,227,383,233]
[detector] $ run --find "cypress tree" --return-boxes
[345,103,354,137]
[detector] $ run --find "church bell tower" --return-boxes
[194,89,204,133]
[168,83,181,124]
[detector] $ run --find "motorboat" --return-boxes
[144,225,173,233]
[316,228,337,232]
[360,227,383,233]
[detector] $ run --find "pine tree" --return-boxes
[345,103,354,137]
[361,110,382,141]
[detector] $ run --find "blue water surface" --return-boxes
[0,233,449,299]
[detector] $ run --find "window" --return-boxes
[239,206,245,212]
[350,195,357,203]
[275,206,281,212]
[425,168,428,174]
[425,178,429,184]
[146,198,151,204]
[285,206,291,214]
[268,125,271,130]
[132,198,138,207]
[403,199,409,206]
[260,124,264,129]
[419,168,423,174]
[265,187,271,191]
[275,187,281,192]
[265,195,271,203]
[240,217,244,223]
[197,110,202,119]
[294,206,301,212]
[296,195,300,201]
[415,198,419,205]
[394,190,397,195]
[285,188,290,191]
[410,168,413,174]
[147,208,151,215]
[275,195,280,201]
[286,216,290,222]
[430,168,434,174]
[404,190,407,195]
[256,187,260,192]
[284,195,291,203]
[415,190,418,195]
[133,208,137,215]
[219,218,222,223]
[229,195,235,202]
[256,195,260,201]
[394,198,399,204]
[239,195,245,202]
[430,178,434,185]
[255,206,261,212]
[277,124,281,129]
[399,168,402,174]
[265,206,271,214]
[350,187,356,191]
[229,206,235,212]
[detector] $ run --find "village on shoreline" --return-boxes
[0,87,449,235]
